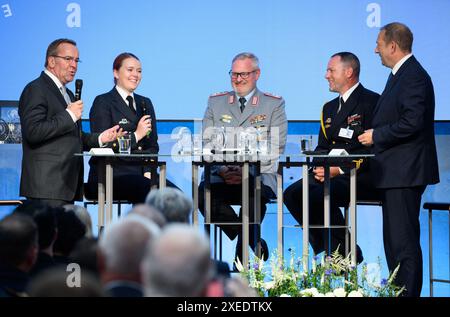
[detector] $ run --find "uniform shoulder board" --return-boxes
[210,91,229,97]
[263,92,282,99]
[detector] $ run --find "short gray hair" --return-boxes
[232,52,260,69]
[142,224,213,297]
[99,215,160,276]
[145,188,192,224]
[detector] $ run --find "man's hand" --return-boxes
[67,100,83,120]
[313,166,341,182]
[100,125,124,143]
[219,166,242,185]
[135,115,152,141]
[358,129,374,146]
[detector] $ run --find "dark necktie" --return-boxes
[383,73,394,93]
[239,97,246,113]
[126,95,135,114]
[337,96,344,113]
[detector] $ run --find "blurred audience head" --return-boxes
[28,268,104,297]
[98,214,160,283]
[0,214,38,272]
[145,188,192,224]
[14,200,57,252]
[69,237,99,277]
[128,204,166,228]
[53,207,86,259]
[63,204,93,238]
[142,224,213,297]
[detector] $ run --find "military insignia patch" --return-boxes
[220,114,232,123]
[119,118,129,125]
[250,114,267,125]
[347,114,361,124]
[325,117,332,124]
[251,96,258,105]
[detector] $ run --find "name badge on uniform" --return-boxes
[339,127,354,139]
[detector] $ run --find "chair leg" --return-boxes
[344,206,349,256]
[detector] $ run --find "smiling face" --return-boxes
[114,57,142,94]
[325,55,350,94]
[47,42,79,85]
[375,30,394,68]
[230,58,260,97]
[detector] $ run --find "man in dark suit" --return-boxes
[284,52,380,263]
[19,38,122,207]
[358,23,439,296]
[86,53,178,204]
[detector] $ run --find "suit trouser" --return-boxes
[381,186,425,297]
[283,172,377,255]
[198,181,274,253]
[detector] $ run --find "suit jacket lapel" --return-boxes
[374,56,415,116]
[134,95,144,117]
[41,72,69,110]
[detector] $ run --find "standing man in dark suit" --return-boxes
[86,52,178,203]
[19,38,122,207]
[284,52,379,263]
[358,23,439,296]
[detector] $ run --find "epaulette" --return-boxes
[210,91,229,98]
[263,92,282,99]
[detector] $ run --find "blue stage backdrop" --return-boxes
[1,1,449,297]
[0,0,449,120]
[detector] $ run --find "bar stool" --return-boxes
[344,199,382,256]
[83,183,132,218]
[423,202,450,297]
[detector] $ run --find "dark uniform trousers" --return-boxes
[198,180,275,256]
[283,170,378,257]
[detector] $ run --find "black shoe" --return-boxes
[356,245,364,265]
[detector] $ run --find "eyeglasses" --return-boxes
[52,55,82,64]
[228,70,257,79]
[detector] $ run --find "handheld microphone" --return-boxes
[141,100,151,137]
[350,121,364,136]
[75,79,83,101]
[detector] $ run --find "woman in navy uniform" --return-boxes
[86,52,178,203]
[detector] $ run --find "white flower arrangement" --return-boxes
[236,248,405,297]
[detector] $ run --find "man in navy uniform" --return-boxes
[284,52,379,263]
[199,52,287,264]
[359,23,439,296]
